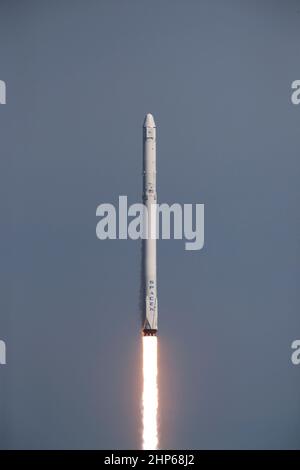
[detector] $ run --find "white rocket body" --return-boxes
[142,113,158,336]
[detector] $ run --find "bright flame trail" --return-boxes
[142,335,158,450]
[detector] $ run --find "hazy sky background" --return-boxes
[0,0,300,449]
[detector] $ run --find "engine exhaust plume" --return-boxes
[142,335,158,450]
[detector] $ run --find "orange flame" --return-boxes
[142,336,158,449]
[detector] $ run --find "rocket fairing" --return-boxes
[142,113,158,337]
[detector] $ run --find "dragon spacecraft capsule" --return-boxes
[142,113,158,336]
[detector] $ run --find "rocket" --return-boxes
[142,113,158,336]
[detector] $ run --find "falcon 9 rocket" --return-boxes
[142,113,158,336]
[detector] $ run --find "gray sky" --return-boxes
[0,0,300,449]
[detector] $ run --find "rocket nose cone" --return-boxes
[143,113,156,128]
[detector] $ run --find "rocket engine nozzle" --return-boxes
[142,329,158,337]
